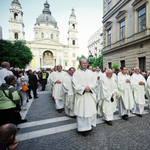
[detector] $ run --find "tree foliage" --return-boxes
[76,55,103,69]
[0,40,33,69]
[112,63,119,70]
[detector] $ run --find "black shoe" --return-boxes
[122,115,128,120]
[27,99,29,102]
[105,121,112,126]
[79,132,88,137]
[29,97,32,99]
[58,109,62,113]
[137,114,142,117]
[19,119,27,124]
[34,97,39,99]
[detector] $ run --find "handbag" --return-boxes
[20,77,29,92]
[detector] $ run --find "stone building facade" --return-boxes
[102,0,150,71]
[88,28,103,58]
[9,0,79,70]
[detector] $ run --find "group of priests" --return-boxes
[47,58,150,137]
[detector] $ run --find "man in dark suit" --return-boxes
[28,69,38,99]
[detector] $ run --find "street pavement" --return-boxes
[16,86,150,150]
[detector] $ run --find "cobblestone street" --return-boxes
[16,87,150,150]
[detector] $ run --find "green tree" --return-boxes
[93,55,103,69]
[112,63,119,70]
[0,40,33,69]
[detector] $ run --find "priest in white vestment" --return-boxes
[61,67,75,117]
[94,66,103,102]
[48,66,57,93]
[131,67,147,117]
[117,67,135,120]
[146,75,150,110]
[72,59,97,136]
[98,69,119,126]
[52,65,67,113]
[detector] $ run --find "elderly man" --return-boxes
[0,62,14,86]
[118,67,134,120]
[131,67,146,117]
[0,124,18,150]
[98,69,119,126]
[73,59,97,136]
[61,67,75,117]
[52,65,67,113]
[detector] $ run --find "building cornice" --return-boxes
[102,0,131,24]
[102,34,150,55]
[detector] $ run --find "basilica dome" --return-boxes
[36,1,58,28]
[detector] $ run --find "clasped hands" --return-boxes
[84,86,91,92]
[139,81,145,85]
[125,79,130,83]
[55,80,61,84]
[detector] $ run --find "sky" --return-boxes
[0,0,103,57]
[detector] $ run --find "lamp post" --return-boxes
[89,54,93,65]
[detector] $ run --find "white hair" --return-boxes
[134,67,139,71]
[106,69,112,73]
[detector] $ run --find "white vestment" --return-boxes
[117,74,135,116]
[112,73,117,82]
[52,71,67,109]
[98,77,119,121]
[131,73,146,114]
[94,71,103,102]
[61,73,75,116]
[48,71,56,93]
[73,69,97,131]
[146,76,150,110]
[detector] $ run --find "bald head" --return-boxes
[79,59,87,69]
[1,62,10,70]
[0,124,17,145]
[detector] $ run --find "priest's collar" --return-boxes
[80,67,87,71]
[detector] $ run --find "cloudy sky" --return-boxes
[0,0,103,57]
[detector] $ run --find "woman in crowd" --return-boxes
[87,64,93,71]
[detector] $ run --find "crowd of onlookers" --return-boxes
[0,61,49,150]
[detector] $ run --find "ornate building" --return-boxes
[102,0,150,71]
[9,0,79,70]
[88,28,103,58]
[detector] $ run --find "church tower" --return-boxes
[68,8,78,47]
[9,0,25,40]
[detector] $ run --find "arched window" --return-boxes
[72,40,75,45]
[51,34,53,39]
[14,33,18,39]
[14,13,18,20]
[72,24,75,29]
[41,32,44,38]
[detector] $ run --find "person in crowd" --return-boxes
[48,66,57,94]
[94,66,103,102]
[0,62,14,86]
[0,75,27,126]
[146,75,150,110]
[144,71,149,80]
[61,67,76,117]
[73,59,97,136]
[112,67,117,81]
[117,67,135,120]
[87,64,93,71]
[131,67,146,117]
[52,65,67,113]
[103,67,109,78]
[28,69,38,99]
[98,69,119,126]
[39,70,48,91]
[0,124,19,150]
[16,71,28,111]
[33,71,39,90]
